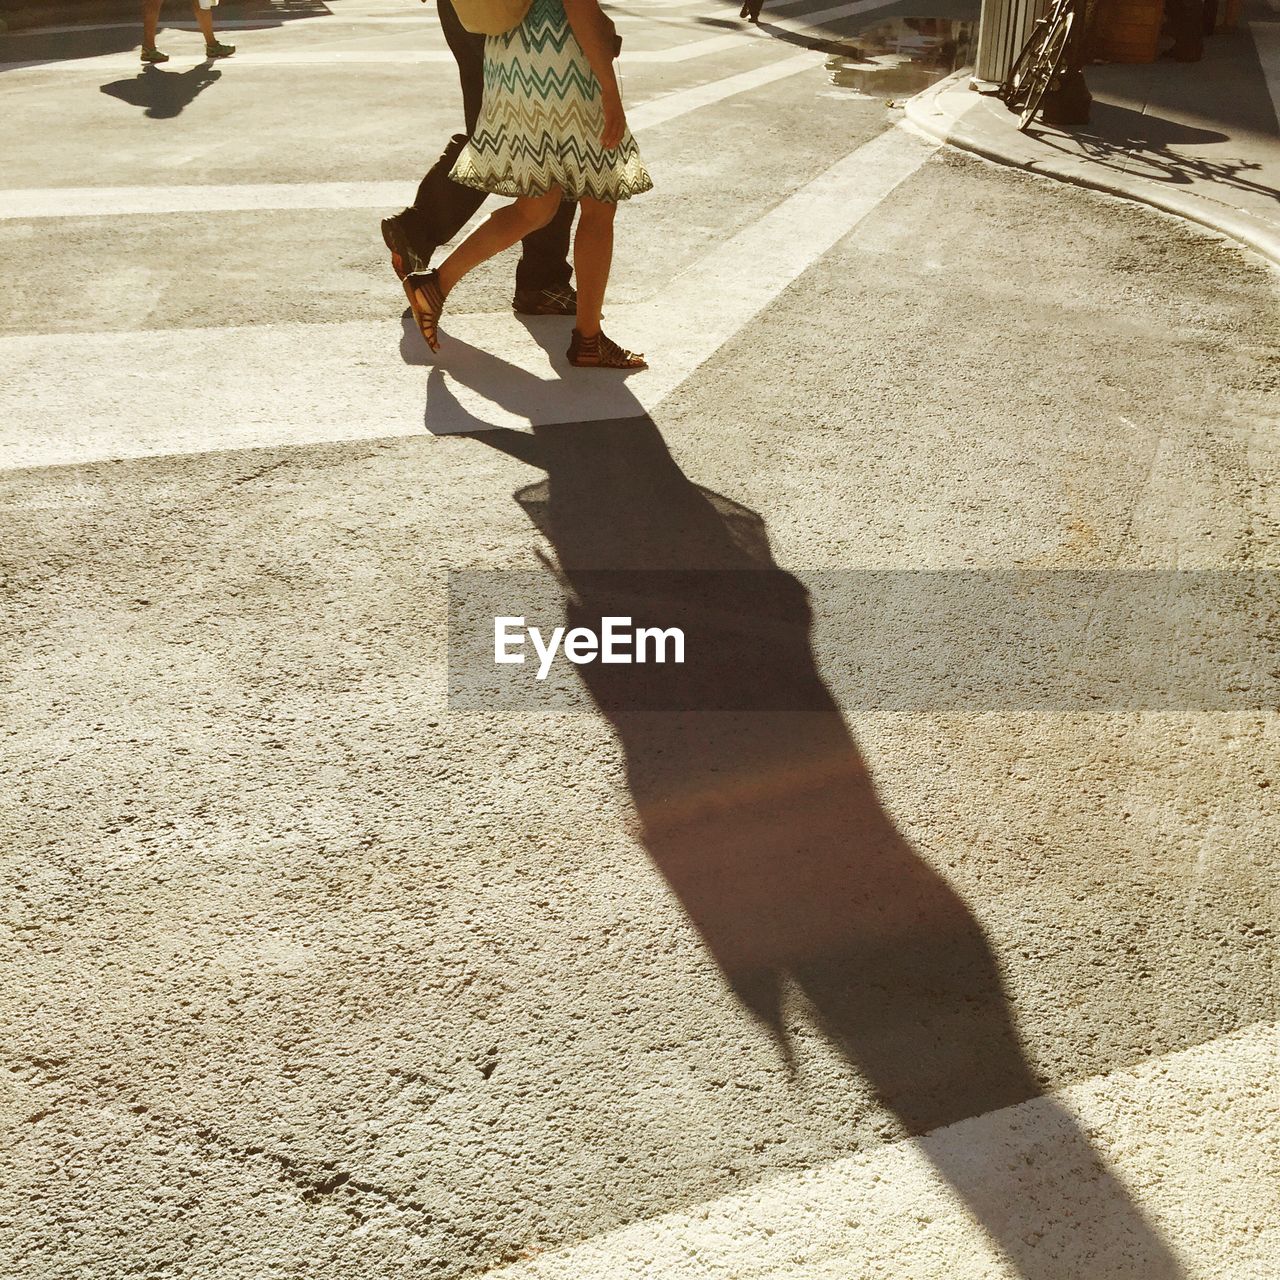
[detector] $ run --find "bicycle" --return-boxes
[999,0,1079,132]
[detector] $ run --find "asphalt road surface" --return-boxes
[1,1,1277,1278]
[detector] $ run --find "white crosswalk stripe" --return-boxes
[0,128,937,466]
[479,1022,1280,1280]
[0,0,898,72]
[2,42,750,71]
[8,13,722,33]
[4,0,927,466]
[0,51,818,220]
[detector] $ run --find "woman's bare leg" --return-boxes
[572,195,615,338]
[435,191,562,298]
[191,0,216,45]
[142,0,163,48]
[567,195,643,366]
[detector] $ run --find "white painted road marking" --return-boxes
[0,0,899,72]
[3,12,712,33]
[761,0,900,39]
[0,180,411,220]
[0,37,769,70]
[0,52,818,220]
[0,127,937,465]
[625,49,815,126]
[473,1021,1279,1280]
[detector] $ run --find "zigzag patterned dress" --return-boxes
[449,0,652,203]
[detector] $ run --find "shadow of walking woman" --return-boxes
[469,414,1184,1279]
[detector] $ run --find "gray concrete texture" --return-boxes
[1,1,1278,1277]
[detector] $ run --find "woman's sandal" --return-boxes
[404,269,445,352]
[567,328,647,370]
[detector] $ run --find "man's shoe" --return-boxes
[205,41,236,58]
[381,212,431,280]
[512,284,577,316]
[141,46,169,63]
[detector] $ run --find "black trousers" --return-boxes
[403,0,575,292]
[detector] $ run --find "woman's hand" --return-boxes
[601,89,626,149]
[566,0,627,139]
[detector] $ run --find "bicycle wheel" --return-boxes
[1002,17,1049,105]
[1017,9,1074,132]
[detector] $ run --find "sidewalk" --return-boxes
[905,2,1280,267]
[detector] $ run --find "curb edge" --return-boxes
[902,71,1280,273]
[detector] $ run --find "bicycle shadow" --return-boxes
[465,414,1186,1279]
[1032,102,1278,202]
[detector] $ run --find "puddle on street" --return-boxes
[822,18,975,100]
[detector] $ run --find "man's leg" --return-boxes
[391,132,486,267]
[192,0,235,55]
[514,199,576,299]
[385,0,488,273]
[439,0,484,136]
[142,0,163,51]
[192,1,215,43]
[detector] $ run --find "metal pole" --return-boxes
[972,0,1048,87]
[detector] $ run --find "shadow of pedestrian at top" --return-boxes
[466,414,1186,1280]
[99,63,221,119]
[0,0,323,73]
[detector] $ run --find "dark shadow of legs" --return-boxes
[99,63,222,119]
[411,320,645,434]
[468,415,1184,1279]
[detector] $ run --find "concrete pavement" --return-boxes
[1,1,1277,1277]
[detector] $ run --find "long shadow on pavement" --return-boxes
[411,312,647,433]
[99,63,222,118]
[468,414,1184,1279]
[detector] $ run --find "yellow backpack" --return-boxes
[453,0,533,36]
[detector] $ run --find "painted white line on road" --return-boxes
[615,0,829,11]
[4,11,697,33]
[0,35,739,72]
[0,180,410,220]
[0,47,441,70]
[0,127,937,464]
[474,1022,1278,1280]
[1,18,436,33]
[1251,23,1280,128]
[545,0,905,55]
[0,0,898,72]
[627,49,813,126]
[0,52,818,220]
[1,0,846,37]
[3,0,522,33]
[762,0,899,38]
[613,0,815,11]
